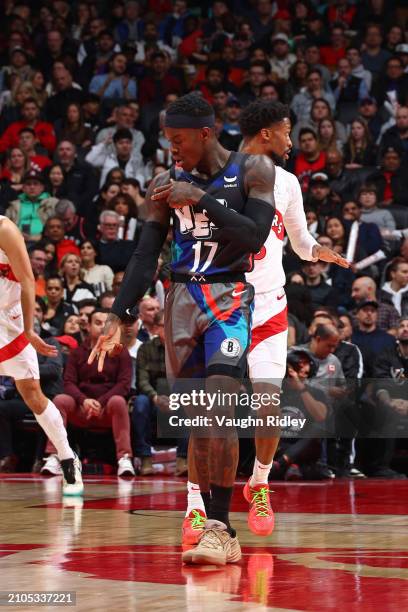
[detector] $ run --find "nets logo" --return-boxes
[175,199,227,239]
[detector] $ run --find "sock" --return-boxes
[209,483,234,533]
[185,481,207,517]
[35,401,74,461]
[250,458,273,487]
[201,491,211,516]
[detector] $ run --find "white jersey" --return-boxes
[246,167,317,293]
[0,217,21,309]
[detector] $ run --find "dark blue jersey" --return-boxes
[170,152,252,277]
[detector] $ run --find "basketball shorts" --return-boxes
[0,303,39,380]
[165,279,254,382]
[248,287,288,383]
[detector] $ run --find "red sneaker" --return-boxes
[182,509,207,546]
[243,481,274,537]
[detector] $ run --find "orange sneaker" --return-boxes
[243,481,274,537]
[182,509,207,546]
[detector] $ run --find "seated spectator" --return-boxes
[291,97,347,149]
[352,300,395,376]
[29,245,48,297]
[43,216,80,264]
[78,29,118,88]
[58,314,82,345]
[77,299,97,343]
[89,52,137,100]
[0,147,30,211]
[380,105,408,161]
[43,275,75,336]
[107,193,143,242]
[18,127,52,171]
[358,96,383,143]
[0,335,63,473]
[121,311,142,394]
[317,119,343,152]
[138,51,182,106]
[45,65,84,123]
[343,119,378,170]
[367,145,408,207]
[95,104,145,158]
[86,128,144,188]
[285,60,309,101]
[98,210,139,272]
[381,257,408,316]
[319,23,347,71]
[6,169,58,241]
[59,253,96,305]
[351,276,399,333]
[291,69,335,124]
[55,103,94,150]
[137,296,161,342]
[329,57,369,125]
[42,309,135,477]
[361,24,392,78]
[80,240,114,296]
[0,97,56,155]
[373,56,408,108]
[46,164,65,198]
[55,199,90,245]
[269,33,296,82]
[115,0,144,44]
[293,128,327,193]
[301,260,338,308]
[346,46,372,91]
[357,185,396,235]
[56,140,99,217]
[99,291,116,309]
[305,172,342,223]
[121,178,147,220]
[219,97,242,151]
[112,271,125,296]
[133,310,187,476]
[326,148,366,203]
[238,60,270,107]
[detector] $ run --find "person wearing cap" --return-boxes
[395,44,408,73]
[6,169,58,242]
[351,276,399,333]
[367,144,408,207]
[269,32,296,81]
[352,300,395,377]
[380,105,408,161]
[306,172,342,221]
[358,96,382,143]
[0,98,56,155]
[219,96,242,151]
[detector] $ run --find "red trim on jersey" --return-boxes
[250,306,288,352]
[202,281,244,322]
[0,263,18,282]
[0,332,29,363]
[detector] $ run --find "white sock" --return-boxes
[186,481,206,517]
[35,401,74,461]
[250,458,273,487]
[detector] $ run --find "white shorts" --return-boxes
[248,288,288,382]
[0,303,39,380]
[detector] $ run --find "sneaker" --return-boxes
[284,464,302,481]
[117,454,135,477]
[140,456,154,476]
[349,467,367,478]
[182,509,207,546]
[182,520,241,566]
[61,454,84,496]
[41,454,62,476]
[243,481,274,537]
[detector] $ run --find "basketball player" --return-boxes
[182,101,349,544]
[0,215,82,495]
[89,93,276,565]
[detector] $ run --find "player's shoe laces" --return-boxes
[61,454,84,496]
[41,454,62,476]
[243,481,274,537]
[182,509,207,546]
[182,520,241,566]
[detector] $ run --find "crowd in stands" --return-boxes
[0,0,408,479]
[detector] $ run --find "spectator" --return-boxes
[351,276,399,333]
[238,60,270,107]
[47,164,66,199]
[42,309,135,477]
[98,210,138,272]
[115,1,144,44]
[59,253,96,305]
[18,128,52,171]
[305,172,342,222]
[381,257,408,316]
[291,69,335,124]
[293,128,327,193]
[367,145,408,207]
[269,33,296,82]
[43,216,80,264]
[301,260,338,308]
[359,96,383,143]
[78,29,118,87]
[357,184,396,234]
[373,57,408,107]
[138,51,182,106]
[319,24,347,71]
[330,58,369,124]
[304,45,331,87]
[346,46,372,91]
[343,119,378,169]
[317,119,343,152]
[77,299,97,343]
[89,52,137,101]
[380,105,408,161]
[56,140,99,216]
[121,311,142,394]
[291,97,347,149]
[6,169,58,241]
[55,103,94,150]
[95,105,145,158]
[55,199,90,245]
[107,193,143,242]
[325,148,365,203]
[0,97,56,154]
[352,300,396,378]
[43,275,75,336]
[80,240,114,296]
[121,178,147,220]
[249,0,275,44]
[112,271,125,296]
[361,24,392,78]
[29,245,48,297]
[45,66,84,123]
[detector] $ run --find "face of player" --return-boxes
[267,118,292,159]
[165,127,208,172]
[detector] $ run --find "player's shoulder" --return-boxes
[245,153,275,171]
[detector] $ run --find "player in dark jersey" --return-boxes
[89,93,276,565]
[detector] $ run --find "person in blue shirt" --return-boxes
[89,53,137,100]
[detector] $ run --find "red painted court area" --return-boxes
[1,475,407,611]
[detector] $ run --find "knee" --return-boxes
[132,395,151,416]
[53,394,74,412]
[17,380,45,414]
[107,395,128,414]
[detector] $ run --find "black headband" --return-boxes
[164,113,215,129]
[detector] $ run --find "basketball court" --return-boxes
[1,474,407,611]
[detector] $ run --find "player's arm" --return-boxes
[0,218,57,356]
[152,155,276,252]
[88,173,170,371]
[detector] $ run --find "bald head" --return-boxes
[351,276,376,303]
[310,323,340,359]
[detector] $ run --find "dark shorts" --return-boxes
[164,280,254,381]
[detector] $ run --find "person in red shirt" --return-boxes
[42,216,80,264]
[326,0,356,28]
[43,309,135,477]
[294,127,327,192]
[138,51,182,106]
[0,97,56,155]
[18,128,52,171]
[320,24,347,71]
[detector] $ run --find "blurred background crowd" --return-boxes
[0,0,407,480]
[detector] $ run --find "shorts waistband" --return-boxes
[171,272,246,284]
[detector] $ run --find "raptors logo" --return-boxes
[271,210,285,241]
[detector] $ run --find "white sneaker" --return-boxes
[118,454,135,477]
[41,454,62,476]
[61,454,84,496]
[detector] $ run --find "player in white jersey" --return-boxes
[0,216,83,495]
[182,102,348,545]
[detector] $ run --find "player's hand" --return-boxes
[151,180,204,208]
[312,245,350,269]
[88,315,123,372]
[25,330,58,357]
